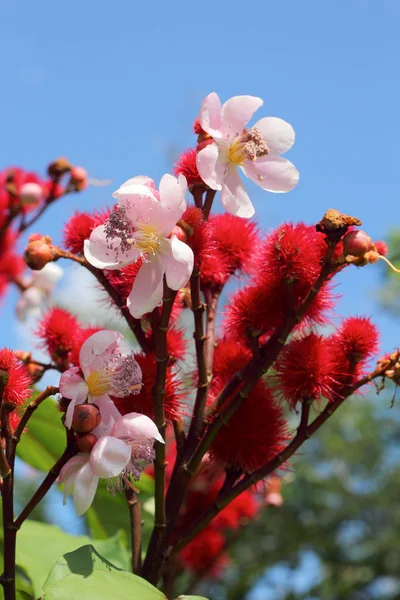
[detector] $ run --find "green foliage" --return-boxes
[42,545,166,600]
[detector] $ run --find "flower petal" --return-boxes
[157,174,187,236]
[16,287,43,322]
[127,256,164,318]
[84,224,141,270]
[196,143,226,191]
[199,92,223,138]
[92,396,122,437]
[79,330,123,378]
[112,412,164,443]
[220,164,255,218]
[73,462,99,516]
[253,117,295,155]
[160,236,194,290]
[221,96,263,139]
[115,176,159,199]
[60,368,89,428]
[90,436,131,478]
[33,263,63,290]
[58,454,89,505]
[242,155,299,193]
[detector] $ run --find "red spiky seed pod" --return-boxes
[275,332,337,408]
[174,148,205,189]
[210,213,260,275]
[63,208,111,256]
[0,349,32,408]
[332,316,379,365]
[36,307,80,366]
[180,206,215,268]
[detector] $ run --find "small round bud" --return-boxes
[70,166,88,191]
[24,236,54,270]
[170,225,187,243]
[374,240,388,256]
[19,182,44,206]
[343,230,373,257]
[47,157,71,179]
[71,404,101,433]
[76,432,98,453]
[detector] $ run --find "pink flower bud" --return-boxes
[70,166,88,191]
[24,236,54,270]
[76,432,98,453]
[170,225,187,243]
[342,230,373,257]
[72,404,101,433]
[19,182,44,206]
[47,157,71,179]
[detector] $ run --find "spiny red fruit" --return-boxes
[112,353,184,422]
[200,250,232,289]
[0,349,32,407]
[210,213,260,275]
[174,148,204,188]
[275,333,337,407]
[208,339,287,472]
[180,206,215,268]
[333,316,379,364]
[254,222,327,286]
[63,208,111,256]
[180,526,226,575]
[36,307,80,366]
[145,324,188,362]
[214,490,259,529]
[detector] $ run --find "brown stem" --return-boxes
[12,386,58,444]
[192,187,204,210]
[54,249,151,353]
[297,402,311,435]
[202,189,216,220]
[172,420,186,456]
[203,287,221,378]
[141,283,177,582]
[125,488,142,574]
[168,359,394,556]
[14,445,76,529]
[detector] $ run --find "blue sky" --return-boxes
[1,0,399,348]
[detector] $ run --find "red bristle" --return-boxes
[63,208,111,256]
[275,333,337,408]
[104,260,143,302]
[210,213,260,275]
[200,249,231,289]
[35,307,80,366]
[0,349,32,407]
[180,526,227,575]
[333,316,379,364]
[112,353,184,422]
[181,206,215,268]
[145,324,188,362]
[374,241,388,256]
[214,490,259,529]
[174,148,204,188]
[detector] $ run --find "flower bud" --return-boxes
[342,230,373,257]
[374,240,388,256]
[47,157,71,179]
[76,432,98,453]
[170,225,187,243]
[71,404,101,433]
[24,236,54,270]
[69,166,88,191]
[19,182,44,206]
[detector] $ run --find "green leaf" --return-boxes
[16,520,130,598]
[16,397,65,472]
[175,597,210,600]
[42,545,166,600]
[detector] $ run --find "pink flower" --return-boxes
[196,92,299,218]
[59,411,163,515]
[84,174,194,318]
[16,263,63,321]
[59,330,142,430]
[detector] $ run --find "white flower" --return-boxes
[84,174,194,318]
[196,92,299,218]
[59,330,142,430]
[16,263,63,321]
[59,411,163,515]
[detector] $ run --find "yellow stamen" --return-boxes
[134,223,160,254]
[228,139,246,166]
[86,370,112,397]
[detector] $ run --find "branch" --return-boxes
[14,444,76,529]
[203,287,221,379]
[54,248,152,353]
[12,386,58,444]
[168,358,395,555]
[202,189,216,220]
[141,282,177,582]
[1,409,16,600]
[125,488,142,575]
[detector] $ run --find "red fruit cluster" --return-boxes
[208,339,288,473]
[174,148,204,189]
[63,208,110,256]
[0,348,32,407]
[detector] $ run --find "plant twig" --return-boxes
[141,282,177,583]
[172,420,186,456]
[125,488,142,575]
[12,386,58,444]
[203,287,221,378]
[202,189,216,220]
[192,187,204,210]
[1,409,16,600]
[168,358,395,556]
[14,445,76,529]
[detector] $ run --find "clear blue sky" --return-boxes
[1,0,400,354]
